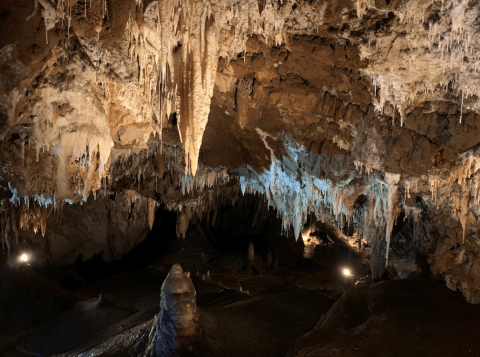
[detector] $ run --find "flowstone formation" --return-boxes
[3,0,480,302]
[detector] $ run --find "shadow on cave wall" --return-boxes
[47,204,178,287]
[389,196,433,279]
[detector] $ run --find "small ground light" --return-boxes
[343,268,351,276]
[20,253,29,262]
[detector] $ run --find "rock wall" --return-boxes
[12,191,153,265]
[2,0,480,302]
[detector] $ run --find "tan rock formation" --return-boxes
[2,0,480,302]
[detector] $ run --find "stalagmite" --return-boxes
[147,264,199,356]
[176,211,189,239]
[248,241,255,265]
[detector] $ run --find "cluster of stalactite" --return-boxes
[0,198,59,254]
[357,0,480,125]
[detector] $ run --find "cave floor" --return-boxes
[1,231,480,357]
[1,260,480,357]
[0,261,340,357]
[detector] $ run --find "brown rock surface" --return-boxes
[1,0,480,304]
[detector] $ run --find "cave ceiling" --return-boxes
[2,0,480,301]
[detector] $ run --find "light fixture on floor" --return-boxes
[19,253,29,263]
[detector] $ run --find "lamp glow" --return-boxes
[343,268,351,276]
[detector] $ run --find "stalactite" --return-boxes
[460,192,469,244]
[26,0,60,45]
[236,134,401,250]
[384,173,401,268]
[157,0,218,175]
[154,0,314,175]
[147,198,157,230]
[363,0,480,123]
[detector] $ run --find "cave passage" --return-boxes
[1,194,480,357]
[3,0,480,356]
